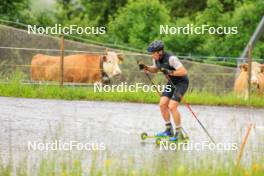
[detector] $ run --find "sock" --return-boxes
[165,122,172,130]
[175,126,182,132]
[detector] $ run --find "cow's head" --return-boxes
[102,51,124,78]
[239,63,248,72]
[239,62,263,86]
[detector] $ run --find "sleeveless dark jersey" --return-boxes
[154,52,188,83]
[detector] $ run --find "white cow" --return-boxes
[234,62,264,99]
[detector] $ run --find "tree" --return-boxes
[34,10,56,26]
[226,0,264,58]
[78,0,127,26]
[161,0,206,18]
[55,0,81,24]
[108,0,171,49]
[0,0,32,22]
[163,17,205,55]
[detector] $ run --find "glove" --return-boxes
[138,63,147,70]
[160,68,172,75]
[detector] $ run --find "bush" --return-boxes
[108,0,170,49]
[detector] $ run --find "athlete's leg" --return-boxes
[168,81,188,128]
[168,100,181,127]
[168,82,189,141]
[168,100,185,140]
[156,96,173,137]
[159,96,170,122]
[156,81,175,137]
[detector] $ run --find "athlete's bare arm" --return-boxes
[146,66,159,73]
[169,66,187,76]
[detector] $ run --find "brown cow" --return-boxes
[234,62,264,99]
[31,51,124,83]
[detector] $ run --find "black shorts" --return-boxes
[162,80,189,102]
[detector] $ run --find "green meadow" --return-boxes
[0,73,263,108]
[0,153,263,176]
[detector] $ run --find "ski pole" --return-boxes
[138,62,189,138]
[161,69,216,144]
[146,71,190,138]
[137,61,161,96]
[143,70,161,96]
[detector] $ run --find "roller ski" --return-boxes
[155,127,190,145]
[141,124,190,145]
[141,123,174,144]
[141,129,172,139]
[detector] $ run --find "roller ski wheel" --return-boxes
[184,136,190,142]
[141,132,148,140]
[155,138,162,145]
[169,136,190,144]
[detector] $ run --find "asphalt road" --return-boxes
[0,97,263,170]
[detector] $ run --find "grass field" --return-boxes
[0,73,263,108]
[2,84,264,107]
[0,153,263,176]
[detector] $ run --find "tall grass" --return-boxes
[0,152,263,176]
[0,72,263,107]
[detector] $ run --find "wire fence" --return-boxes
[0,22,263,95]
[0,50,236,94]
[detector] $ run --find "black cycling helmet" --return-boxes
[147,40,164,52]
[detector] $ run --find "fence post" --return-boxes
[60,34,64,87]
[247,45,252,100]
